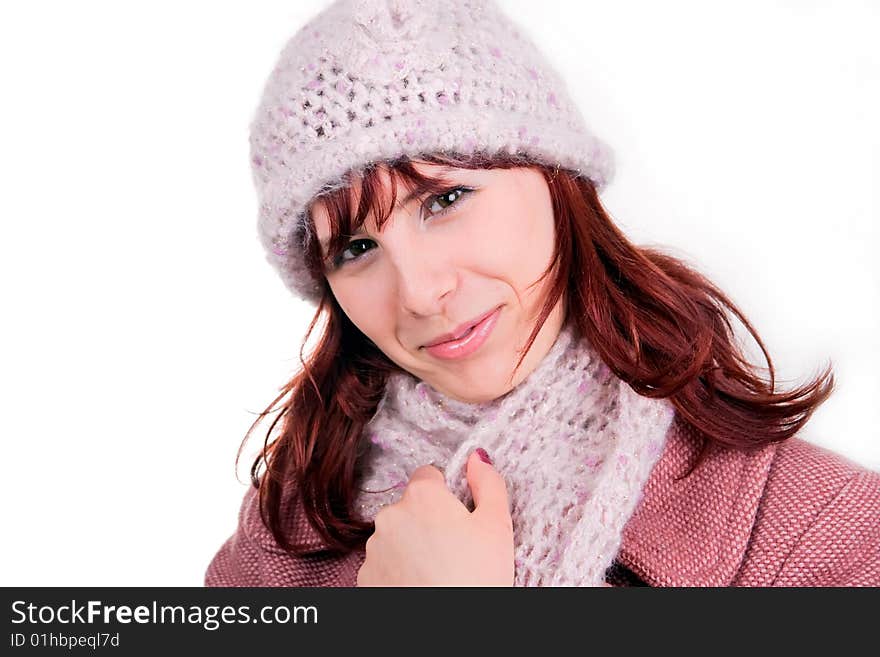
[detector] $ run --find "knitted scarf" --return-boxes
[353,320,676,586]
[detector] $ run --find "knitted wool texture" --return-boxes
[205,422,880,586]
[248,0,615,304]
[354,320,676,586]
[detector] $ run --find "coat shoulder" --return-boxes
[204,484,363,587]
[735,437,880,586]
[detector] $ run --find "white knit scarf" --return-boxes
[353,320,676,586]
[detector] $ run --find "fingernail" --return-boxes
[475,447,492,465]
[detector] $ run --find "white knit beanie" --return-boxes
[249,0,616,304]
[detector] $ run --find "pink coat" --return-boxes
[204,420,880,586]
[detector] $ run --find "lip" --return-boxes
[422,305,503,347]
[421,305,502,360]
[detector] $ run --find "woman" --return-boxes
[205,0,879,586]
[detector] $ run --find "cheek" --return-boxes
[330,279,389,339]
[464,195,555,294]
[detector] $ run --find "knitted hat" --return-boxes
[249,0,616,304]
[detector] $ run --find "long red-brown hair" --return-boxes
[238,151,834,556]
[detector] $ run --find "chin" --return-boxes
[449,380,505,404]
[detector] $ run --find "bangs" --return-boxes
[304,151,538,271]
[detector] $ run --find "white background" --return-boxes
[1,1,877,586]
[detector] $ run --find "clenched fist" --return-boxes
[356,449,515,587]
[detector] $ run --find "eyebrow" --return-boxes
[317,167,458,254]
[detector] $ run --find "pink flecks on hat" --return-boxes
[250,0,616,305]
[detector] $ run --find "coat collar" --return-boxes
[616,419,778,586]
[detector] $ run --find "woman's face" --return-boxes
[311,161,566,403]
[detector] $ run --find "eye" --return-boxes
[325,236,375,271]
[327,186,474,271]
[423,186,472,218]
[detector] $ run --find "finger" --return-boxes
[407,464,445,486]
[401,464,447,502]
[466,449,512,525]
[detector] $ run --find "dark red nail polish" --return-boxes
[476,447,492,465]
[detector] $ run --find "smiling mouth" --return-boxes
[421,305,502,348]
[433,322,477,345]
[419,305,502,360]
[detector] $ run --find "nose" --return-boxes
[391,243,458,318]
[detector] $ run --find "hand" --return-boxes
[356,449,515,586]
